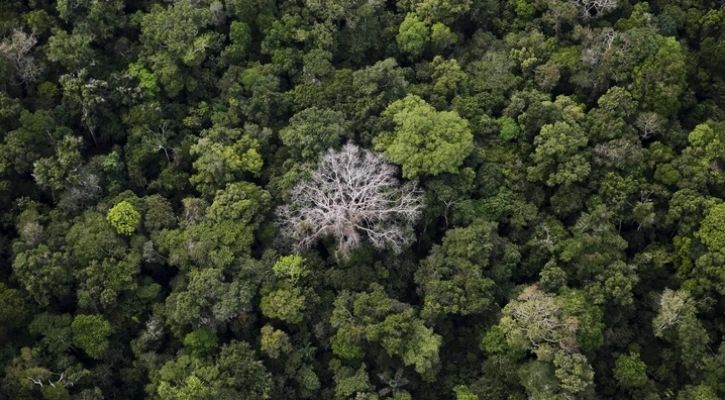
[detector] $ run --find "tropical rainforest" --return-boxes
[0,0,724,399]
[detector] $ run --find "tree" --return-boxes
[633,36,687,116]
[413,0,472,24]
[280,107,350,161]
[67,210,127,266]
[304,0,383,26]
[667,189,717,236]
[415,220,519,319]
[614,352,648,388]
[493,285,598,398]
[28,313,73,356]
[71,314,112,359]
[272,255,310,283]
[516,360,560,399]
[564,0,619,20]
[375,94,473,178]
[553,351,594,397]
[235,63,287,125]
[330,361,374,398]
[260,286,307,324]
[46,29,95,71]
[430,23,457,53]
[0,110,68,175]
[677,385,719,400]
[0,282,30,341]
[653,289,710,375]
[32,136,83,196]
[144,194,176,231]
[55,0,126,39]
[155,183,271,270]
[182,328,218,357]
[58,70,110,144]
[163,265,258,335]
[556,206,635,305]
[668,121,725,191]
[397,14,429,57]
[697,202,725,250]
[260,324,292,359]
[499,116,521,141]
[13,245,72,307]
[454,385,479,400]
[652,289,696,337]
[498,285,578,354]
[676,199,725,297]
[330,284,442,379]
[278,144,423,257]
[430,56,466,101]
[75,251,145,311]
[153,341,271,399]
[527,120,590,187]
[107,200,141,236]
[139,1,218,68]
[260,255,318,328]
[222,21,251,64]
[635,112,665,140]
[350,58,409,126]
[0,29,41,83]
[190,126,264,196]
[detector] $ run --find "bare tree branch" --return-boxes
[635,112,664,140]
[278,144,423,257]
[570,0,619,19]
[0,30,41,84]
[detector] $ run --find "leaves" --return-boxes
[376,94,473,178]
[107,200,141,236]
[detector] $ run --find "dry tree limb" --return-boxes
[277,143,423,258]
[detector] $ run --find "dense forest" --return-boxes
[0,0,723,399]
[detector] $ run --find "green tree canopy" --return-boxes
[375,94,473,178]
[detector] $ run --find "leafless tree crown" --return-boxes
[0,30,41,83]
[278,143,423,257]
[571,0,619,19]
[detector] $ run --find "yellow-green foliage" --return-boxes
[107,200,140,236]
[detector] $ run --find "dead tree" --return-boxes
[278,143,423,257]
[635,112,664,140]
[0,30,41,84]
[570,0,619,19]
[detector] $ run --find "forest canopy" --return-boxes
[0,0,724,399]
